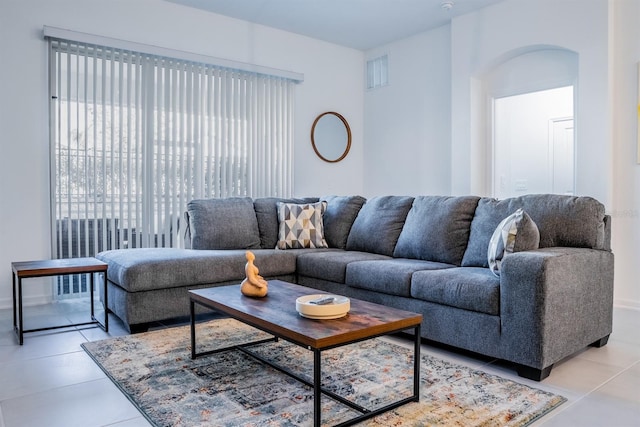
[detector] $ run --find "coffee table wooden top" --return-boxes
[189,280,422,350]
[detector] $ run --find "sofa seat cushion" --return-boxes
[296,250,391,284]
[410,267,501,315]
[97,248,299,292]
[346,196,414,256]
[346,259,454,298]
[393,196,480,265]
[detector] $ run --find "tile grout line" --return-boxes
[543,357,640,423]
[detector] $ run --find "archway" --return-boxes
[473,47,579,196]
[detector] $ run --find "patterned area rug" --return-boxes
[82,318,565,427]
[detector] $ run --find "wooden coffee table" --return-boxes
[189,280,422,427]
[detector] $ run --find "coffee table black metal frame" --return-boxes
[189,282,421,427]
[12,257,109,345]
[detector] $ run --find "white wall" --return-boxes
[448,0,640,308]
[451,0,610,204]
[363,0,638,308]
[0,0,364,308]
[610,0,640,309]
[2,0,638,310]
[364,25,452,197]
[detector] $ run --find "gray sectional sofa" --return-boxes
[96,194,614,381]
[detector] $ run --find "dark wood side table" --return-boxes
[12,257,109,345]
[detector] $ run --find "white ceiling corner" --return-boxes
[163,0,505,51]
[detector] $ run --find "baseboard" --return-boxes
[0,294,53,311]
[614,299,640,311]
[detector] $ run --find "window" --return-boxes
[48,36,296,297]
[366,54,389,89]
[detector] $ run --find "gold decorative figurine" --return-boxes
[240,251,268,297]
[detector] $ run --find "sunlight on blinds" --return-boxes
[48,38,295,295]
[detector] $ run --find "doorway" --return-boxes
[492,86,574,199]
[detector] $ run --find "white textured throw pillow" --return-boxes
[488,208,540,276]
[277,202,328,249]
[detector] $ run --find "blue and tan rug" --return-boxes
[82,318,565,426]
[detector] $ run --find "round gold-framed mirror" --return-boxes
[311,112,351,163]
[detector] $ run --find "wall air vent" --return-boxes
[366,54,389,89]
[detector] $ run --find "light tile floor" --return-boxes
[0,299,638,426]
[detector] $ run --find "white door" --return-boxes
[550,118,575,195]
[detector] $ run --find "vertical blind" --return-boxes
[48,37,295,294]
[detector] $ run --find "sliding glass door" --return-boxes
[49,38,295,297]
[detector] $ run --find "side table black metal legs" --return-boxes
[12,258,109,345]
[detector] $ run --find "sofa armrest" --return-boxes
[499,247,614,370]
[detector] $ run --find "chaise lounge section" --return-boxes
[97,193,614,380]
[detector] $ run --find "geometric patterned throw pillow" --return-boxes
[488,208,540,276]
[277,201,328,249]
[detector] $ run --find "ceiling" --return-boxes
[164,0,505,51]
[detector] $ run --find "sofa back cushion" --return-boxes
[253,197,319,248]
[393,196,480,265]
[346,196,414,256]
[462,194,606,267]
[186,197,261,250]
[523,194,606,248]
[320,195,367,249]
